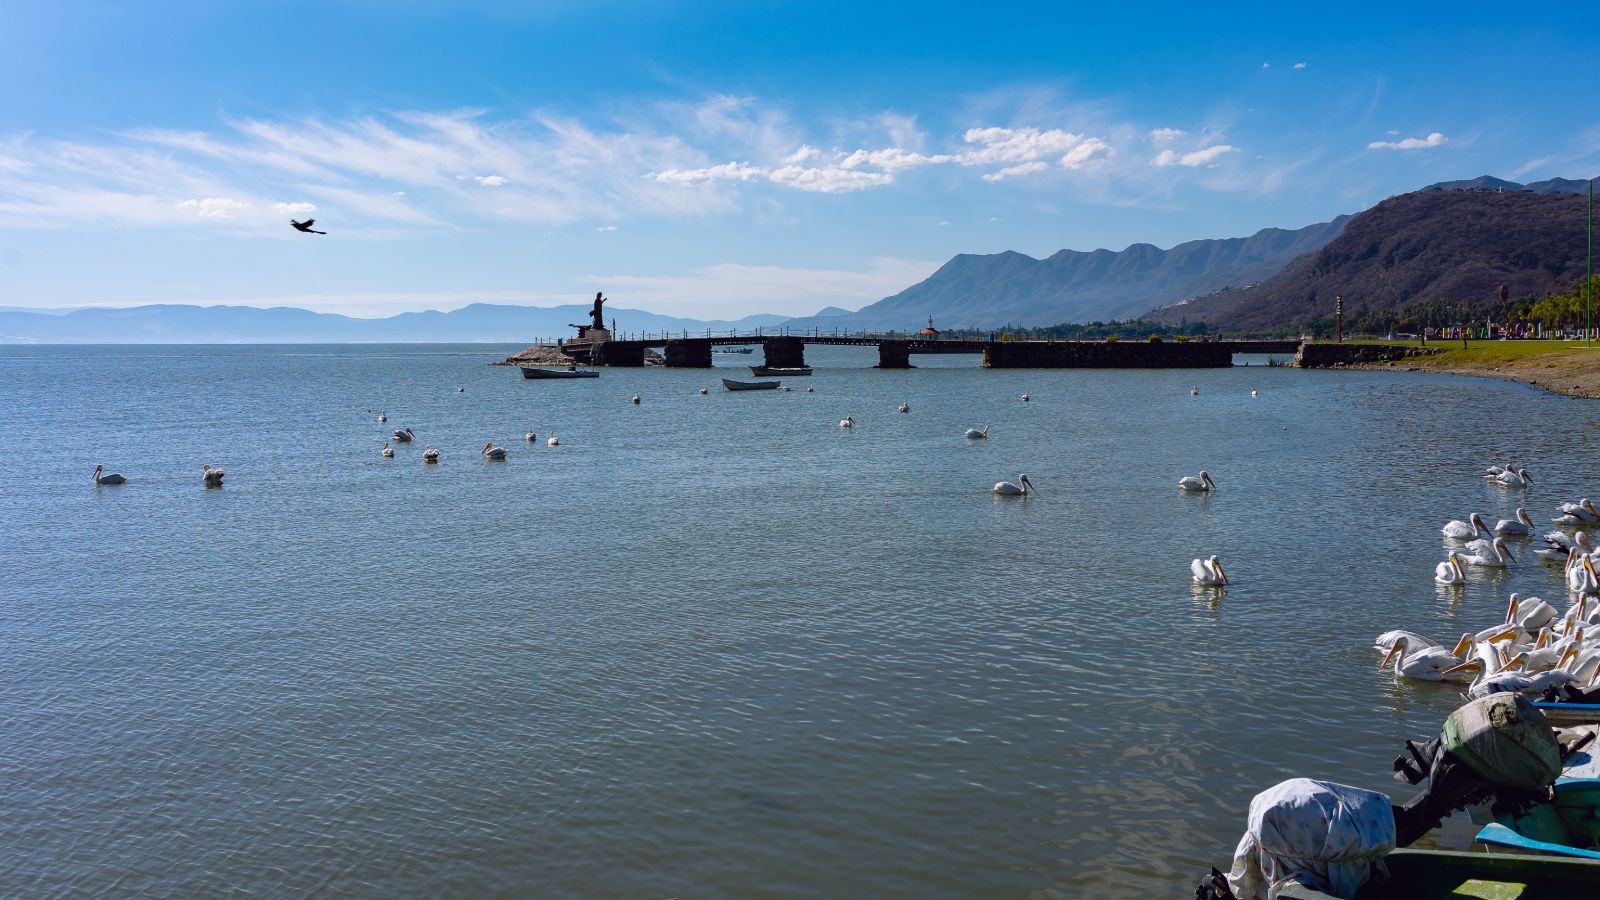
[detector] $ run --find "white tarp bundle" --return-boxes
[1227,778,1396,899]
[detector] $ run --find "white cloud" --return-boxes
[651,161,763,185]
[1367,131,1447,150]
[982,161,1049,182]
[1293,62,1307,69]
[596,225,618,232]
[1151,144,1238,167]
[179,197,249,218]
[591,256,942,318]
[782,144,820,164]
[1060,137,1113,169]
[473,174,507,186]
[768,164,893,193]
[1148,127,1186,143]
[1261,62,1270,69]
[271,201,317,214]
[837,147,949,173]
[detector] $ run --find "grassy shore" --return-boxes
[1329,338,1600,399]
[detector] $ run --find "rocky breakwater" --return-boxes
[1293,343,1441,368]
[494,344,579,367]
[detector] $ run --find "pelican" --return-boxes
[1190,386,1199,396]
[482,442,507,460]
[1191,554,1227,586]
[993,473,1035,497]
[631,394,641,404]
[201,464,225,486]
[1494,467,1533,487]
[1483,463,1514,479]
[1567,554,1598,595]
[458,385,464,393]
[1462,537,1516,567]
[377,411,387,423]
[898,402,910,413]
[1251,389,1258,398]
[1379,635,1469,682]
[525,431,537,442]
[423,447,439,463]
[92,465,127,485]
[1442,512,1489,540]
[699,388,708,395]
[547,435,559,447]
[1504,593,1558,633]
[1375,630,1441,653]
[1496,508,1535,536]
[965,425,990,440]
[839,416,854,429]
[805,387,813,392]
[1435,551,1466,585]
[1178,470,1217,493]
[1537,530,1591,563]
[1554,499,1600,525]
[1021,393,1029,402]
[393,427,414,443]
[381,442,394,458]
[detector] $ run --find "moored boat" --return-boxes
[1276,846,1600,899]
[750,365,812,376]
[722,378,781,391]
[522,366,599,379]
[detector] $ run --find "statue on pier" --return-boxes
[591,292,606,331]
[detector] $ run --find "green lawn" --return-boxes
[1315,339,1600,366]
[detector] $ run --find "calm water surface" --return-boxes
[3,344,1598,897]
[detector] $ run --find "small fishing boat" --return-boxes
[1272,846,1600,899]
[521,366,599,379]
[750,365,812,376]
[722,378,781,391]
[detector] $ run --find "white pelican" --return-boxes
[423,447,439,463]
[394,427,415,443]
[805,387,813,393]
[377,411,387,423]
[699,388,708,395]
[547,435,559,447]
[1483,463,1514,479]
[1567,554,1598,595]
[1375,630,1441,653]
[839,416,854,429]
[482,442,507,460]
[1503,593,1559,634]
[1190,554,1227,586]
[1442,512,1489,540]
[1537,530,1592,563]
[202,465,225,486]
[1021,392,1029,402]
[898,402,910,413]
[458,385,464,393]
[525,431,537,442]
[1379,635,1470,682]
[1462,537,1516,567]
[993,474,1035,497]
[1435,551,1466,585]
[1496,508,1536,536]
[381,442,394,458]
[1251,389,1258,398]
[965,425,990,440]
[1493,467,1533,487]
[92,465,127,485]
[631,394,641,404]
[1554,499,1600,525]
[1177,470,1217,493]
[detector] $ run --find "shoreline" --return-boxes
[1345,347,1600,400]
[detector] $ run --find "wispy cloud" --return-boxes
[1151,144,1238,167]
[1148,127,1186,143]
[1293,62,1307,70]
[589,256,943,318]
[1367,131,1447,150]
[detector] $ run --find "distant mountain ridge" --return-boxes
[0,303,790,344]
[1147,187,1592,332]
[784,217,1350,332]
[1423,175,1590,195]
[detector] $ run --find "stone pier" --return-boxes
[590,340,647,367]
[762,337,806,369]
[982,340,1232,368]
[663,339,713,368]
[876,340,912,369]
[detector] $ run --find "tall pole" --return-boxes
[1335,294,1343,344]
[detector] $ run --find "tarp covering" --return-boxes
[1228,778,1395,899]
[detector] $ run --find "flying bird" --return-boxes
[291,219,326,235]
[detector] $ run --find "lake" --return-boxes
[2,343,1595,896]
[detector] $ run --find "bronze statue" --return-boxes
[591,292,606,331]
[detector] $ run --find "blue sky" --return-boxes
[1,2,1595,320]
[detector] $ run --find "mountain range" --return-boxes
[0,303,788,344]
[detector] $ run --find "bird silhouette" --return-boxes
[291,219,326,235]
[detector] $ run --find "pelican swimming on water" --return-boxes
[423,447,439,463]
[376,411,387,423]
[1493,467,1533,488]
[1191,555,1227,585]
[993,473,1035,497]
[202,464,225,486]
[1178,470,1216,493]
[1379,634,1470,682]
[699,388,708,395]
[1375,630,1441,653]
[381,442,394,458]
[1496,508,1536,536]
[1020,392,1029,402]
[1435,551,1466,585]
[1251,389,1258,398]
[92,465,127,485]
[525,430,537,442]
[394,427,415,443]
[1462,537,1516,567]
[1554,499,1600,526]
[965,425,990,440]
[482,442,507,460]
[1190,386,1199,396]
[839,416,854,428]
[546,435,559,447]
[631,394,641,404]
[1537,530,1592,563]
[1442,512,1489,540]
[898,402,910,413]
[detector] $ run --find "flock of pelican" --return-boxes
[1377,465,1600,701]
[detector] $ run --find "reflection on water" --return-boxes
[0,344,1592,896]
